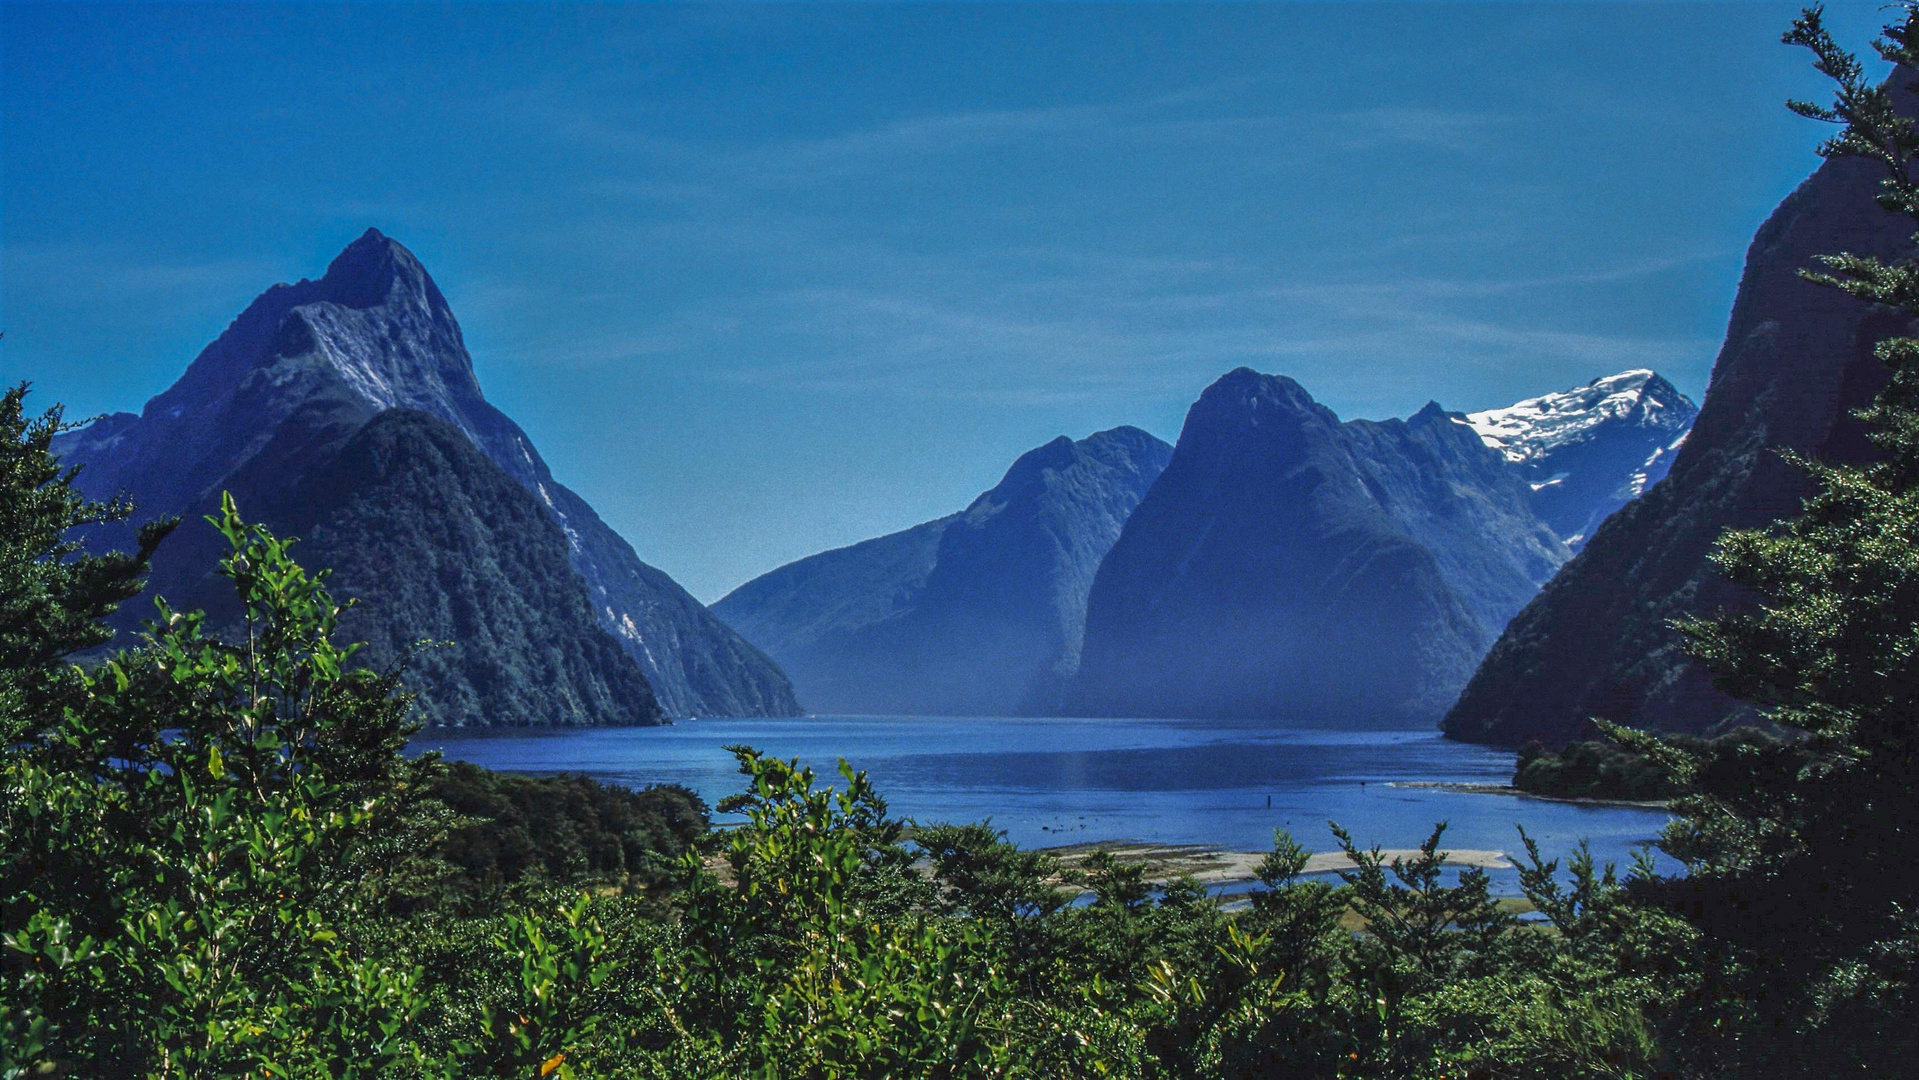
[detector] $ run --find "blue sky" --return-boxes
[0,2,1890,600]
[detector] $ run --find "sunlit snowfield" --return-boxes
[412,716,1677,895]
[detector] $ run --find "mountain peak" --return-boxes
[1186,368,1338,443]
[976,437,1080,514]
[1195,368,1315,412]
[124,227,482,468]
[315,227,442,311]
[63,229,802,722]
[1464,369,1697,466]
[714,419,1173,717]
[1079,425,1172,466]
[1210,367,1306,399]
[1090,424,1154,442]
[1460,369,1701,547]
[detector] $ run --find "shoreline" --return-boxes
[1038,840,1515,891]
[1385,780,1670,811]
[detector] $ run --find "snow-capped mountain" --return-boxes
[1462,370,1698,548]
[1447,97,1918,746]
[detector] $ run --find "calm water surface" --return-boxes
[411,716,1676,895]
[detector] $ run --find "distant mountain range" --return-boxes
[54,228,1726,732]
[719,368,1693,725]
[1445,106,1913,746]
[58,229,799,725]
[714,427,1172,716]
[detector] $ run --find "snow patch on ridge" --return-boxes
[1463,369,1667,464]
[1459,369,1699,550]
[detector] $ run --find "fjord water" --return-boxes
[413,716,1675,894]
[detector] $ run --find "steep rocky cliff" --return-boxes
[1444,145,1910,746]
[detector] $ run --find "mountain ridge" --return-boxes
[1463,369,1699,548]
[714,425,1172,716]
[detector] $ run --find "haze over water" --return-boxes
[413,716,1676,895]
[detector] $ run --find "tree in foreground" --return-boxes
[1612,6,1919,1073]
[0,384,173,741]
[2,485,431,1076]
[0,388,1686,1075]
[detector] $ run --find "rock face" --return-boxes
[713,427,1173,715]
[1063,370,1568,726]
[57,229,798,722]
[1463,371,1700,549]
[181,409,666,727]
[1444,145,1911,746]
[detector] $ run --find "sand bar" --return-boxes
[1042,841,1512,889]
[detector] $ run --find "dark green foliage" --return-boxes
[1513,729,1785,802]
[1337,824,1516,980]
[3,493,427,1075]
[0,481,1687,1077]
[1243,830,1348,979]
[913,822,1068,999]
[421,761,707,908]
[915,822,1068,924]
[1607,9,1919,1074]
[0,385,174,738]
[1514,739,1680,801]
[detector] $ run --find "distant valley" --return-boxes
[714,427,1173,716]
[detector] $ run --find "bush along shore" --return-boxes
[1509,729,1787,805]
[8,10,1919,1076]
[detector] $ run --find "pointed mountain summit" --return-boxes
[1062,369,1567,726]
[60,230,798,722]
[714,426,1173,715]
[1463,370,1699,548]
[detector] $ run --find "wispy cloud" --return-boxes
[505,75,1487,196]
[1331,106,1502,151]
[3,241,279,303]
[522,249,1715,415]
[435,64,1713,422]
